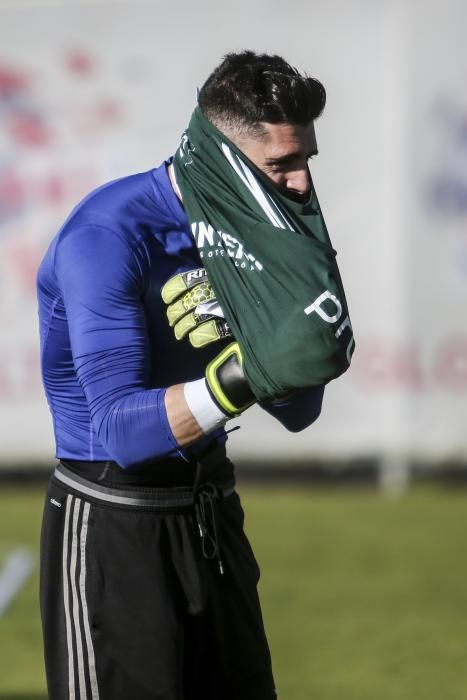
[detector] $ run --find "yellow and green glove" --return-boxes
[161,268,231,348]
[161,268,255,417]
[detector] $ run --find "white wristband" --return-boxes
[183,378,228,434]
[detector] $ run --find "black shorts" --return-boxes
[40,462,277,700]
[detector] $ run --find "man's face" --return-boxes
[236,121,318,203]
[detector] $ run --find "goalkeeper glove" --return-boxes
[204,341,255,416]
[161,268,231,348]
[162,269,255,420]
[183,340,255,434]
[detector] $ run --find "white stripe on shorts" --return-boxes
[70,498,87,698]
[79,502,99,699]
[62,495,99,699]
[63,495,76,700]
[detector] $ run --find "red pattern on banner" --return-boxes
[0,167,97,222]
[0,65,28,96]
[96,98,122,124]
[65,50,95,77]
[433,337,467,389]
[352,336,467,392]
[7,112,51,147]
[0,171,24,216]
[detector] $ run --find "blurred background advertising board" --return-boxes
[0,0,466,465]
[403,0,467,460]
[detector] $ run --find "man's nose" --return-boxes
[286,166,310,195]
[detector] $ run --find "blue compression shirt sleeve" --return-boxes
[55,225,178,469]
[260,384,325,432]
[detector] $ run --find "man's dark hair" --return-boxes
[198,50,326,136]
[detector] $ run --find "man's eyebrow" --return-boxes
[265,149,319,164]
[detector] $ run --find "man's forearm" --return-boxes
[165,384,205,446]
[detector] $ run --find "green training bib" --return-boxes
[174,107,355,402]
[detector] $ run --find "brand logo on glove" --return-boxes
[192,221,263,272]
[185,268,207,284]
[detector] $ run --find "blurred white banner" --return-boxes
[0,0,466,464]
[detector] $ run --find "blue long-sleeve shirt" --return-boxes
[37,160,324,476]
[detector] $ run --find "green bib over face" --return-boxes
[173,107,355,402]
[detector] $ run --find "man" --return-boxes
[37,50,327,700]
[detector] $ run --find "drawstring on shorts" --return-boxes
[193,461,224,575]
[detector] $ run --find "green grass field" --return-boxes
[1,484,467,699]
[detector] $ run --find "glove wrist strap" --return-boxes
[183,379,228,434]
[205,343,255,416]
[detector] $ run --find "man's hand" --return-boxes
[204,341,255,416]
[162,270,254,442]
[161,268,231,348]
[166,341,256,446]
